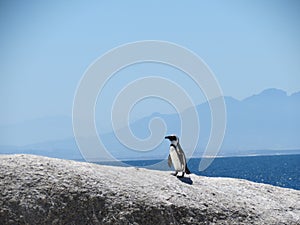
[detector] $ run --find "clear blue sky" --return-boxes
[1,0,300,125]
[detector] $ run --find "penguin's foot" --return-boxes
[172,172,178,176]
[177,172,185,178]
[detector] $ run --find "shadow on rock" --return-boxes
[177,176,193,185]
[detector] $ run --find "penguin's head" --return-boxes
[165,135,179,146]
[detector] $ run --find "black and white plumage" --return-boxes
[165,135,191,177]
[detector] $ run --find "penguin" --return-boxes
[165,135,191,177]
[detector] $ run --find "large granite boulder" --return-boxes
[0,154,299,224]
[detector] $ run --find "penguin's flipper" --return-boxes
[185,164,191,174]
[168,154,172,167]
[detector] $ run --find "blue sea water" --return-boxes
[120,154,300,190]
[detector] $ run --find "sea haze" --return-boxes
[0,88,299,159]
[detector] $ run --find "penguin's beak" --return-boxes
[165,136,170,140]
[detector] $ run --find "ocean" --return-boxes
[115,154,300,190]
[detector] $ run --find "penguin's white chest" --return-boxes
[170,148,184,171]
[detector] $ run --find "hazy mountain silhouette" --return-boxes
[102,88,300,158]
[0,88,299,159]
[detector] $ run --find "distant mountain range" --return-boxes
[0,88,300,160]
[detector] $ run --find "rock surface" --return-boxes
[0,154,299,225]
